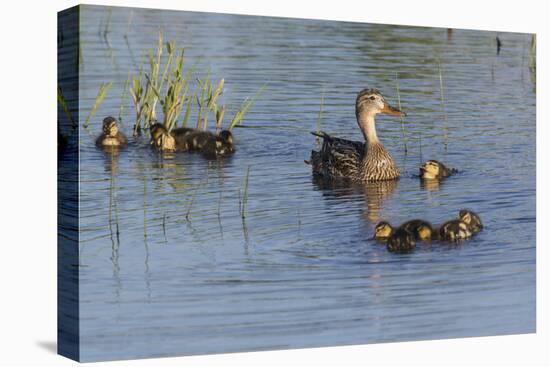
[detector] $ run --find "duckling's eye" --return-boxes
[369,96,376,100]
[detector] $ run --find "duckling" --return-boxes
[150,123,178,151]
[171,126,197,149]
[458,209,483,234]
[439,219,472,241]
[419,160,456,180]
[185,129,236,158]
[399,219,436,241]
[373,221,394,241]
[96,116,128,147]
[386,227,416,253]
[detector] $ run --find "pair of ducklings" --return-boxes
[149,122,235,158]
[95,117,235,158]
[374,210,483,253]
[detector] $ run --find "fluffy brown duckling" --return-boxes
[373,221,394,241]
[439,219,472,241]
[181,129,235,158]
[458,209,483,234]
[96,116,128,147]
[399,219,436,241]
[419,160,456,180]
[149,123,193,152]
[386,227,416,253]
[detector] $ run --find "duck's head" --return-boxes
[419,160,444,179]
[356,89,406,118]
[150,123,176,151]
[102,116,119,137]
[458,209,483,232]
[374,221,394,239]
[219,130,234,145]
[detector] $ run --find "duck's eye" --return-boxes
[369,96,376,100]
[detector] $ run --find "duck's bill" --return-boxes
[381,103,406,116]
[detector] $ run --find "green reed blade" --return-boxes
[229,83,267,130]
[395,72,408,154]
[57,86,76,129]
[83,81,113,129]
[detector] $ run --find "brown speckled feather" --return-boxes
[310,131,399,182]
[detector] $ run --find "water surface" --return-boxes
[66,5,535,361]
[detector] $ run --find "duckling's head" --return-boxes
[102,116,119,137]
[219,130,234,145]
[374,221,394,239]
[356,89,406,117]
[419,160,444,179]
[458,209,483,232]
[416,224,433,241]
[150,123,176,151]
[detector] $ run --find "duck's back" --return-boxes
[310,131,364,180]
[172,127,196,150]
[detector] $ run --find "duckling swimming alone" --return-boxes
[439,219,472,241]
[386,227,416,253]
[96,116,128,147]
[308,89,405,182]
[458,209,483,234]
[419,160,456,180]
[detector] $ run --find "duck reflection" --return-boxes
[420,178,441,192]
[102,146,122,175]
[311,176,398,223]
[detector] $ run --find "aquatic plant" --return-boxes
[194,73,224,131]
[150,47,194,131]
[239,166,251,218]
[395,73,408,154]
[57,86,76,129]
[83,82,113,129]
[315,89,325,144]
[129,72,146,135]
[118,73,130,123]
[227,84,267,131]
[127,33,262,135]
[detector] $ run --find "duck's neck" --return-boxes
[357,110,379,145]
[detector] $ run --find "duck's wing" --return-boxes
[308,131,364,179]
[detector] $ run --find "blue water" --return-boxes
[66,5,535,361]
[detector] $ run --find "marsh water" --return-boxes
[65,5,535,361]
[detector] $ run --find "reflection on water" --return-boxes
[72,5,536,362]
[420,177,443,192]
[312,176,398,223]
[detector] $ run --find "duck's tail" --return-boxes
[310,131,332,141]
